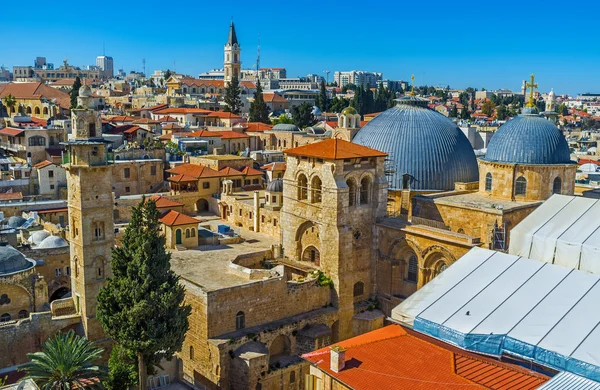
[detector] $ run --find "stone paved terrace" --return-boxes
[424,191,542,213]
[170,217,280,292]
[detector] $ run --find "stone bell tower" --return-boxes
[224,21,241,84]
[63,85,114,341]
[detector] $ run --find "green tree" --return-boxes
[23,330,105,389]
[481,100,497,117]
[3,94,16,116]
[557,103,568,116]
[292,102,316,128]
[97,198,191,390]
[271,114,293,125]
[223,75,242,114]
[450,105,458,118]
[316,80,329,112]
[249,81,270,124]
[164,69,172,80]
[458,92,469,106]
[496,105,509,121]
[460,106,470,120]
[70,77,82,109]
[329,96,350,113]
[536,99,546,113]
[106,345,138,390]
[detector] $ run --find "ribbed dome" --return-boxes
[7,216,26,229]
[353,104,478,190]
[36,235,69,249]
[484,112,572,164]
[0,244,36,275]
[342,106,357,115]
[29,230,50,245]
[272,124,299,132]
[266,179,283,193]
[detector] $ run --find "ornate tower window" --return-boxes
[347,179,356,206]
[515,176,527,196]
[360,177,371,204]
[407,255,418,282]
[93,222,105,241]
[311,176,322,203]
[485,173,492,192]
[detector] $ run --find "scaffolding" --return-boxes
[492,221,507,251]
[384,153,398,217]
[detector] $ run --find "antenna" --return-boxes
[142,58,146,76]
[103,42,105,56]
[256,36,261,79]
[174,61,176,73]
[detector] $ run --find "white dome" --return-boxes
[36,235,69,249]
[29,230,50,245]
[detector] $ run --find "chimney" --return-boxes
[330,345,346,373]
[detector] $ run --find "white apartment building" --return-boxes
[334,70,382,88]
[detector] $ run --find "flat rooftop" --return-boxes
[198,155,250,161]
[421,191,541,213]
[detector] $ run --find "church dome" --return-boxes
[266,179,283,193]
[352,102,478,191]
[0,244,36,275]
[29,230,50,245]
[341,106,357,116]
[79,85,92,97]
[36,235,69,249]
[272,124,300,132]
[7,216,26,229]
[484,110,572,165]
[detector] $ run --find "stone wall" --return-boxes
[111,159,165,197]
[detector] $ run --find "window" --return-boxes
[185,229,190,238]
[311,176,322,203]
[190,346,194,360]
[252,178,259,184]
[273,219,277,227]
[347,179,356,206]
[239,209,242,217]
[50,185,55,190]
[66,266,70,276]
[125,186,130,193]
[55,268,62,277]
[150,166,156,176]
[407,255,418,282]
[191,228,195,237]
[93,222,105,241]
[123,168,130,178]
[203,182,210,189]
[236,311,245,330]
[360,177,371,204]
[0,313,11,323]
[48,170,54,178]
[290,371,296,384]
[553,177,562,194]
[272,195,277,203]
[485,173,492,192]
[244,179,250,186]
[261,215,265,223]
[28,136,46,146]
[18,310,28,319]
[515,176,527,196]
[0,294,10,305]
[353,282,364,297]
[298,174,308,200]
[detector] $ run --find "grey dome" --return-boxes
[272,124,299,132]
[29,230,50,245]
[79,85,92,97]
[0,244,36,275]
[7,216,26,229]
[36,235,69,249]
[266,179,283,193]
[484,111,572,165]
[353,103,479,191]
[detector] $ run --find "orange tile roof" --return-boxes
[36,207,69,214]
[162,123,184,130]
[0,127,25,137]
[261,162,286,171]
[147,195,184,208]
[363,111,383,118]
[219,131,249,140]
[187,130,223,138]
[303,325,548,390]
[0,191,23,201]
[108,115,136,123]
[240,166,263,176]
[204,111,242,119]
[153,107,212,115]
[167,174,198,183]
[123,126,147,135]
[219,167,243,176]
[285,138,387,160]
[159,210,199,226]
[244,122,273,132]
[34,160,54,169]
[166,164,221,179]
[132,118,160,124]
[325,120,338,129]
[0,82,71,109]
[263,93,288,103]
[159,115,178,123]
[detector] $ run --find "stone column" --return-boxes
[253,191,260,233]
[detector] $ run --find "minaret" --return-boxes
[546,88,556,112]
[224,21,241,84]
[63,85,114,341]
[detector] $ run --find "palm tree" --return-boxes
[23,330,106,389]
[3,94,16,116]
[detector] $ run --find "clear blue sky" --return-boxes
[1,0,598,95]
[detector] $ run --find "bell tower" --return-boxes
[224,21,241,84]
[63,85,114,341]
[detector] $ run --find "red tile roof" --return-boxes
[243,122,273,132]
[285,138,387,160]
[159,210,199,226]
[0,82,71,109]
[166,164,221,179]
[159,115,179,123]
[303,325,548,390]
[240,166,263,176]
[263,93,288,103]
[153,107,212,115]
[261,162,286,171]
[107,115,136,123]
[167,174,198,183]
[162,123,184,130]
[0,127,25,137]
[204,111,242,119]
[147,195,184,209]
[132,118,160,124]
[219,131,249,140]
[34,160,55,169]
[364,111,383,118]
[218,167,243,176]
[187,130,223,138]
[0,191,23,201]
[123,126,147,135]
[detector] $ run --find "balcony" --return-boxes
[0,142,27,152]
[51,296,77,317]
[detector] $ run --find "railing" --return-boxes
[51,296,77,317]
[410,216,449,230]
[0,142,27,152]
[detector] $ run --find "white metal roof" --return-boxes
[538,371,600,390]
[509,194,600,273]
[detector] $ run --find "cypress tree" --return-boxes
[249,81,270,124]
[223,75,242,114]
[317,80,328,111]
[97,198,191,390]
[70,77,82,109]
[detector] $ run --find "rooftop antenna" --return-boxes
[256,35,261,79]
[142,58,146,76]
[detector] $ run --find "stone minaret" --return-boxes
[64,85,114,341]
[224,21,241,84]
[546,89,556,112]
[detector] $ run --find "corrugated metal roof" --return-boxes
[538,372,600,390]
[353,103,478,190]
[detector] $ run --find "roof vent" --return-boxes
[330,345,346,373]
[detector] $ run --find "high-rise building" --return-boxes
[96,55,114,79]
[334,70,383,88]
[223,22,241,84]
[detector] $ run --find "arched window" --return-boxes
[407,255,418,282]
[360,177,371,204]
[435,262,448,276]
[29,136,46,146]
[553,177,562,194]
[189,346,194,360]
[347,179,356,206]
[353,282,364,297]
[515,176,527,196]
[34,106,40,115]
[43,107,49,115]
[18,310,29,319]
[290,371,296,383]
[26,106,32,114]
[236,311,245,330]
[485,173,492,192]
[297,174,308,200]
[185,229,190,238]
[191,228,196,237]
[311,176,322,203]
[0,313,11,323]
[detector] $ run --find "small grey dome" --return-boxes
[7,216,26,229]
[272,124,300,132]
[79,85,92,97]
[0,244,36,275]
[36,235,69,249]
[266,179,283,193]
[312,106,322,116]
[484,111,572,165]
[353,102,478,191]
[29,230,50,245]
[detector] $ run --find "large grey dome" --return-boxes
[484,110,572,165]
[0,244,36,275]
[272,124,299,132]
[266,179,283,193]
[36,235,69,249]
[7,216,26,229]
[353,103,479,191]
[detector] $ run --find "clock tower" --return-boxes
[63,85,114,341]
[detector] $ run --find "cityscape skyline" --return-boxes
[1,0,599,95]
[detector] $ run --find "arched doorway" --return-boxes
[302,246,320,266]
[196,199,209,213]
[50,287,70,302]
[269,335,291,363]
[175,229,182,245]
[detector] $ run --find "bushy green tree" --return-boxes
[106,345,138,390]
[249,81,270,123]
[164,69,172,80]
[460,106,470,120]
[271,114,294,125]
[450,105,458,118]
[70,77,82,108]
[315,80,329,112]
[329,96,350,113]
[292,102,316,128]
[97,198,191,390]
[481,100,497,116]
[223,75,242,114]
[557,103,568,116]
[496,105,509,120]
[23,330,105,389]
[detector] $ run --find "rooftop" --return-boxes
[159,210,200,226]
[418,191,541,214]
[285,138,387,160]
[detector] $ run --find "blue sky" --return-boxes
[1,0,599,95]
